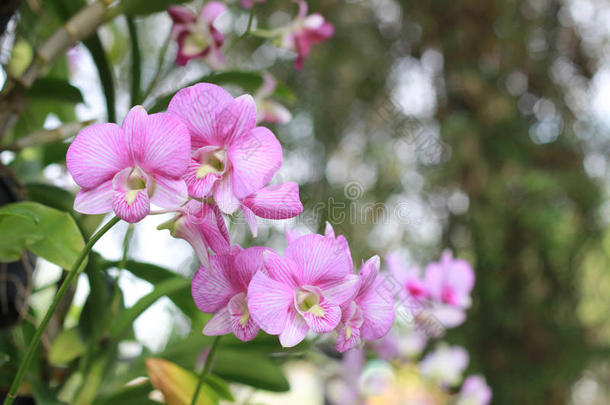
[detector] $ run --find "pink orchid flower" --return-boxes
[248,231,359,347]
[386,253,428,300]
[158,200,230,267]
[335,255,395,352]
[424,250,474,309]
[168,3,226,68]
[253,73,292,125]
[457,375,492,405]
[66,106,190,223]
[167,83,302,235]
[240,0,265,9]
[281,0,334,70]
[192,246,267,342]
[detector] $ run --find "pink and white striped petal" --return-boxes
[124,107,191,178]
[192,255,239,313]
[228,127,282,199]
[112,189,150,223]
[203,306,232,336]
[66,123,131,189]
[242,182,303,219]
[150,174,187,209]
[247,271,294,335]
[73,180,114,215]
[279,307,309,347]
[217,95,257,144]
[213,175,240,214]
[168,83,233,148]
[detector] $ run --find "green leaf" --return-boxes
[109,277,191,340]
[0,202,85,269]
[120,0,190,17]
[94,381,158,405]
[49,327,86,365]
[0,352,9,367]
[27,183,76,214]
[109,259,198,318]
[31,380,67,405]
[213,350,290,392]
[203,374,234,402]
[28,78,84,104]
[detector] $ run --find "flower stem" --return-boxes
[190,336,222,405]
[2,216,121,405]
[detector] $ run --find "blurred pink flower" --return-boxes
[424,250,474,309]
[281,0,334,70]
[192,246,268,341]
[248,232,359,347]
[386,253,428,300]
[254,73,292,125]
[240,0,265,9]
[457,375,492,405]
[167,83,302,235]
[336,256,395,352]
[168,3,226,68]
[67,106,190,223]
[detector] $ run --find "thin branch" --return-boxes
[0,120,94,151]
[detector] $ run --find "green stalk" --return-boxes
[2,216,121,405]
[126,16,142,106]
[190,336,221,405]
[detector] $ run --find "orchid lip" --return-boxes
[296,287,325,317]
[195,148,227,179]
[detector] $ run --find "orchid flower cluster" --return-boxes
[167,0,333,71]
[325,253,491,405]
[66,81,394,352]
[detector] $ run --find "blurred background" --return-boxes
[1,0,610,404]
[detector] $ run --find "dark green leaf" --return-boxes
[213,350,290,392]
[0,202,85,269]
[28,78,84,104]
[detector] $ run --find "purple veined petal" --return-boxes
[124,107,191,178]
[279,307,308,347]
[212,203,230,245]
[335,302,364,352]
[149,174,187,209]
[170,205,212,267]
[203,306,232,336]
[228,292,259,342]
[317,274,360,306]
[242,182,303,220]
[247,271,294,335]
[357,283,395,341]
[285,234,353,285]
[73,180,113,215]
[184,158,222,198]
[228,127,282,200]
[196,203,231,255]
[112,188,150,223]
[232,247,267,290]
[357,255,380,294]
[168,83,234,147]
[200,1,227,23]
[241,205,258,237]
[217,95,257,145]
[262,250,299,287]
[213,175,240,214]
[66,123,131,189]
[168,5,196,24]
[192,255,239,313]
